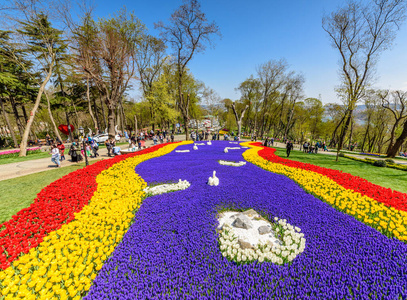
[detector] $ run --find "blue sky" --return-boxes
[91,0,407,104]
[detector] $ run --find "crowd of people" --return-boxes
[48,137,101,167]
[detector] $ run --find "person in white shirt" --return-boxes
[50,144,61,167]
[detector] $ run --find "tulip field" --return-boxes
[1,141,407,299]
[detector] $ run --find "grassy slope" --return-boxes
[274,148,407,194]
[0,161,97,224]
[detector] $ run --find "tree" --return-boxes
[231,101,249,138]
[155,0,220,140]
[256,59,288,136]
[14,13,65,156]
[72,9,145,138]
[236,76,262,134]
[323,0,407,161]
[378,90,407,155]
[135,34,167,131]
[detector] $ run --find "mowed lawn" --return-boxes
[0,161,97,224]
[274,148,407,194]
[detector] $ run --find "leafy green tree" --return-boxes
[73,9,145,138]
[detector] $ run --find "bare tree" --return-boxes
[379,90,407,156]
[231,102,249,138]
[155,0,220,140]
[256,59,288,136]
[323,0,407,160]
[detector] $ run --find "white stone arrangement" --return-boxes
[207,141,212,145]
[224,147,241,153]
[195,143,206,145]
[193,145,198,150]
[217,209,305,265]
[143,179,190,196]
[176,150,190,153]
[241,147,249,149]
[229,142,239,144]
[218,160,246,167]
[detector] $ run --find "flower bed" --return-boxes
[246,143,407,241]
[0,142,190,299]
[85,142,407,299]
[0,147,41,159]
[2,141,407,298]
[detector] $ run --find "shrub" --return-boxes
[385,158,395,163]
[338,153,345,157]
[373,160,387,167]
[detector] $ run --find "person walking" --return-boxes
[50,145,61,167]
[286,140,294,158]
[92,140,99,157]
[171,132,174,143]
[315,141,319,154]
[57,142,65,161]
[105,139,112,157]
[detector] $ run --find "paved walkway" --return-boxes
[270,141,407,166]
[0,135,186,182]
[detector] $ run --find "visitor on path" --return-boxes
[171,132,174,143]
[105,139,112,157]
[69,143,81,162]
[270,137,274,146]
[263,137,268,147]
[323,142,328,151]
[153,135,158,145]
[140,139,146,149]
[303,142,309,153]
[159,134,164,144]
[50,145,61,167]
[57,142,65,161]
[46,133,51,146]
[91,140,99,158]
[85,143,92,158]
[286,140,294,158]
[315,142,319,154]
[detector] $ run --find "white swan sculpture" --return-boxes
[224,148,228,153]
[208,171,219,186]
[207,141,212,145]
[193,144,198,150]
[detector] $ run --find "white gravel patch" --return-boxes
[218,211,279,247]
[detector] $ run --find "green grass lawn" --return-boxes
[0,151,50,165]
[274,148,407,193]
[0,161,97,224]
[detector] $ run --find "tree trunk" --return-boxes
[10,98,24,137]
[99,92,107,130]
[71,98,79,128]
[361,115,371,152]
[107,105,116,139]
[387,121,407,157]
[45,92,62,142]
[86,76,98,131]
[134,114,138,136]
[0,98,18,147]
[386,119,400,155]
[19,61,54,157]
[184,115,189,141]
[93,96,101,133]
[335,109,352,161]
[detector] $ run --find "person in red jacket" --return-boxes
[57,142,66,161]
